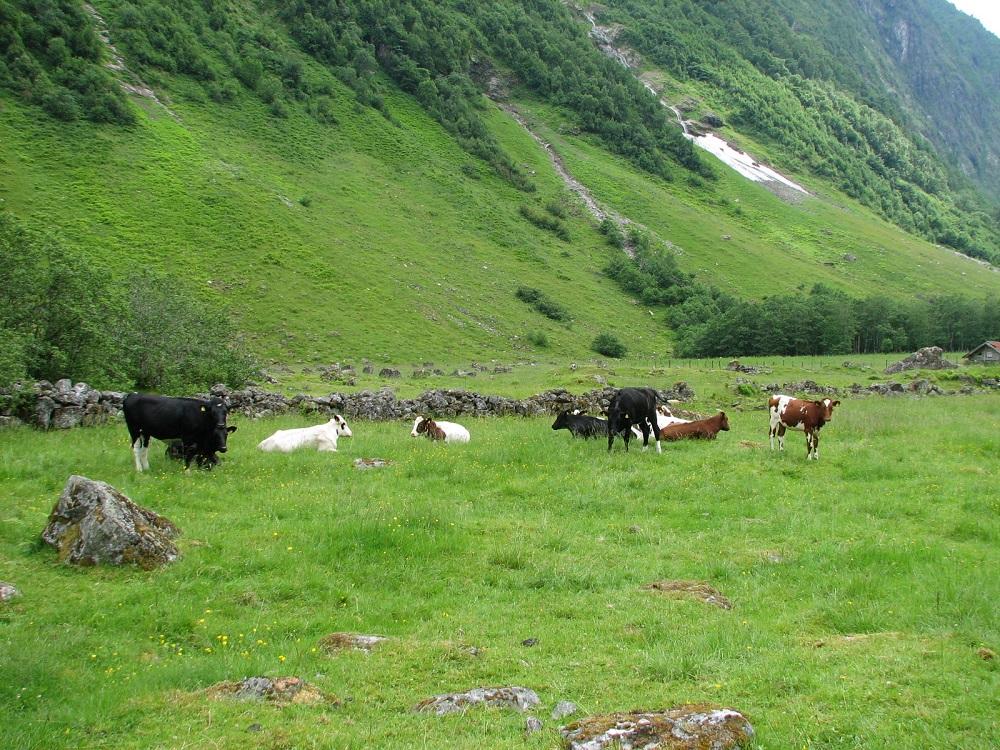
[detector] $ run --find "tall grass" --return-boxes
[1,396,997,748]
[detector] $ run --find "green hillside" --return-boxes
[1,0,999,386]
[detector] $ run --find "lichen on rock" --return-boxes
[206,676,333,706]
[561,704,754,749]
[415,686,540,716]
[643,580,733,610]
[41,475,179,569]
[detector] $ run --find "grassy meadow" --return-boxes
[1,392,998,749]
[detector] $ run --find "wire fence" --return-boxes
[644,353,970,372]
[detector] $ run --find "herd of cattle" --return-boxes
[121,387,840,472]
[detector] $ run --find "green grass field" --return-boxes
[2,393,997,749]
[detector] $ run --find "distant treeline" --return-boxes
[0,213,256,391]
[1,0,708,189]
[606,237,999,357]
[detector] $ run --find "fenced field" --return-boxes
[1,396,998,748]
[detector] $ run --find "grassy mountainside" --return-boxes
[1,0,999,375]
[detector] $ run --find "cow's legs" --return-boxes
[811,430,820,460]
[136,436,151,471]
[132,436,145,472]
[777,425,786,451]
[805,430,815,460]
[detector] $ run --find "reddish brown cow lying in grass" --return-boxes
[658,411,730,441]
[768,394,840,460]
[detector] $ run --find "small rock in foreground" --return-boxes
[415,686,540,716]
[643,580,732,610]
[353,457,392,470]
[319,633,389,653]
[552,700,579,720]
[561,705,753,749]
[207,676,332,706]
[0,582,20,601]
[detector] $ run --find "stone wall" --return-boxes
[0,380,696,430]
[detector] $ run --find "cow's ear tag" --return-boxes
[200,406,206,412]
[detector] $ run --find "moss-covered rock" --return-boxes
[41,475,179,569]
[561,704,753,749]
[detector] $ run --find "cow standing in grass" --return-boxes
[123,394,237,472]
[768,394,840,460]
[607,387,661,453]
[551,410,607,439]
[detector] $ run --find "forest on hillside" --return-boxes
[3,0,998,261]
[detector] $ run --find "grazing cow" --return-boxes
[257,415,353,453]
[607,387,661,453]
[165,439,220,469]
[123,393,236,472]
[552,409,608,439]
[659,411,730,441]
[410,416,470,444]
[768,394,840,460]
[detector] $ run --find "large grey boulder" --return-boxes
[561,705,754,749]
[885,346,957,374]
[41,475,179,569]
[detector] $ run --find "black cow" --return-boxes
[606,387,661,453]
[124,393,236,472]
[551,410,608,439]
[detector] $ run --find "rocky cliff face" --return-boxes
[857,0,1000,193]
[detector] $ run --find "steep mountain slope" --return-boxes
[1,0,999,372]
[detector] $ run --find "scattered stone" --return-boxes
[643,581,733,610]
[763,551,784,564]
[319,633,388,653]
[561,704,754,750]
[526,716,544,734]
[978,647,996,661]
[552,700,579,720]
[41,475,179,569]
[0,582,20,601]
[627,525,643,534]
[414,686,540,716]
[885,346,957,374]
[521,637,539,647]
[842,253,857,262]
[353,457,392,470]
[246,723,263,733]
[379,368,402,379]
[207,676,331,706]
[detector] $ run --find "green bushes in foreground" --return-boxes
[0,212,256,391]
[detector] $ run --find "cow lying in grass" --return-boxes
[552,410,608,439]
[632,404,689,438]
[411,416,470,444]
[257,415,353,453]
[658,411,730,441]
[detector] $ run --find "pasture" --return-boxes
[1,396,998,749]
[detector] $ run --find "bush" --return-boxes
[592,332,626,358]
[526,330,550,348]
[516,286,570,322]
[520,205,570,241]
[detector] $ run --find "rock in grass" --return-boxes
[560,705,753,749]
[415,686,540,716]
[525,716,544,734]
[353,457,392,470]
[319,632,388,653]
[0,582,20,601]
[642,580,732,610]
[552,700,579,720]
[41,476,179,569]
[207,676,332,706]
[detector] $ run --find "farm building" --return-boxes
[963,341,1000,364]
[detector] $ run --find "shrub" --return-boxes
[526,330,550,348]
[516,286,570,322]
[592,332,627,358]
[520,205,570,241]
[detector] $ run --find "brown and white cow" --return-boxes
[659,411,730,441]
[768,395,840,460]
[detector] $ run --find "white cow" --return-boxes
[257,415,353,453]
[632,404,690,438]
[410,416,470,444]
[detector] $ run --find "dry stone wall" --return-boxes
[0,381,696,430]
